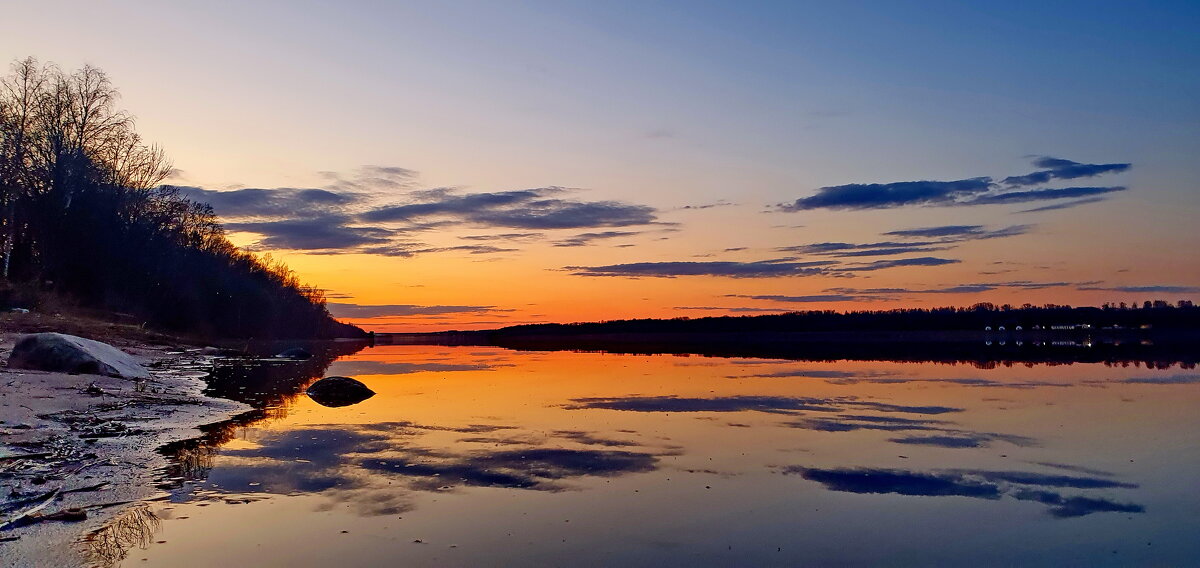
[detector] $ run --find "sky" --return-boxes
[5,1,1199,331]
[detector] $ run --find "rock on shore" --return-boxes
[7,332,150,380]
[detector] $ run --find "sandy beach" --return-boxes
[0,319,249,567]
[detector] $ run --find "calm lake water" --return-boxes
[94,344,1200,566]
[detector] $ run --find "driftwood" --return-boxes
[0,488,61,530]
[0,452,53,462]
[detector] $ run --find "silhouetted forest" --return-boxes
[0,58,360,339]
[492,301,1200,336]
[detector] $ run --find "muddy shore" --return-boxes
[0,332,250,567]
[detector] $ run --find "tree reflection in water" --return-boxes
[80,503,160,567]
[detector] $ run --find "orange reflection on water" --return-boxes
[126,345,1200,567]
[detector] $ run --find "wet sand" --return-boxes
[0,334,249,567]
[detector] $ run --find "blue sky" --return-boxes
[4,1,1197,329]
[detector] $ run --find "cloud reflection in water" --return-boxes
[786,467,1143,518]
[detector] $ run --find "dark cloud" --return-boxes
[182,167,661,256]
[552,231,641,247]
[1077,285,1200,293]
[780,157,1130,210]
[177,186,367,218]
[326,303,499,318]
[564,260,836,278]
[780,178,993,211]
[360,187,658,230]
[786,466,1143,518]
[225,216,393,250]
[1002,157,1131,187]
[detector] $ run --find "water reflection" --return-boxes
[564,395,961,414]
[787,467,1144,518]
[201,422,664,498]
[126,345,1200,566]
[80,504,160,567]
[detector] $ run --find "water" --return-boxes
[96,344,1200,566]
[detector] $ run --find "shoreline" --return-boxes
[1,333,251,567]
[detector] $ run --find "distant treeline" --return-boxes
[0,58,361,339]
[492,301,1200,337]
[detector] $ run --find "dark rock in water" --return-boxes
[276,347,313,360]
[7,332,150,379]
[306,376,375,407]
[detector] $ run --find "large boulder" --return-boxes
[7,332,150,380]
[306,376,375,407]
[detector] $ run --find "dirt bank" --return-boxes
[0,319,250,567]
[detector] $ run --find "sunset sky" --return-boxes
[6,1,1198,331]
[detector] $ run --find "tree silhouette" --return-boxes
[0,57,360,339]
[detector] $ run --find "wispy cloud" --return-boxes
[725,293,880,303]
[734,281,1084,304]
[1017,197,1107,213]
[881,224,1031,240]
[326,303,502,318]
[552,231,642,247]
[830,257,960,272]
[673,306,795,313]
[1077,285,1200,293]
[564,260,837,278]
[777,242,953,258]
[968,186,1126,205]
[459,232,546,242]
